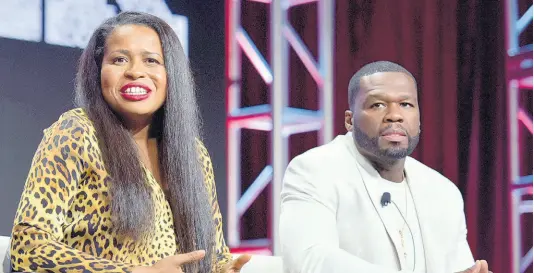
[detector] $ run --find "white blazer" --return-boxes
[279,133,474,273]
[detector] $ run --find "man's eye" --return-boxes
[371,103,385,109]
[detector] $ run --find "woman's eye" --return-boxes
[146,58,160,64]
[113,57,128,64]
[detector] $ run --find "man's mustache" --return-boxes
[379,125,408,136]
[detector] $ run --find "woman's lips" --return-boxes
[120,83,152,101]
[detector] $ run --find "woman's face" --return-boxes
[100,24,167,124]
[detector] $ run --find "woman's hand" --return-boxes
[132,250,206,273]
[221,254,252,273]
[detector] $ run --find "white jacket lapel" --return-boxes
[405,159,444,273]
[342,133,407,270]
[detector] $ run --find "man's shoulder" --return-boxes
[290,135,351,167]
[405,156,445,178]
[406,156,462,199]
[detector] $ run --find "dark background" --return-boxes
[0,0,228,236]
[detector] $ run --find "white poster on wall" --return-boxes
[0,0,189,55]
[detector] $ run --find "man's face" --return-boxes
[345,72,420,161]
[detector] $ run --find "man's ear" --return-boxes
[345,110,353,132]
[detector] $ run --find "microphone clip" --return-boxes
[381,192,391,207]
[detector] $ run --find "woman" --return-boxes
[9,11,250,273]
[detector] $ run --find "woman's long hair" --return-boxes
[74,11,214,272]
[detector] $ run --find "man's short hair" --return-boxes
[348,61,417,109]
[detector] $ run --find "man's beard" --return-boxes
[353,125,420,160]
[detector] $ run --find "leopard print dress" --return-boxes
[10,108,232,273]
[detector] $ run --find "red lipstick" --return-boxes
[120,83,152,101]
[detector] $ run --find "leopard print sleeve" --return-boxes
[196,140,233,273]
[10,112,135,273]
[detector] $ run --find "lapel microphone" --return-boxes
[381,192,391,207]
[381,191,416,272]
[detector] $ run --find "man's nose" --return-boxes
[384,105,404,123]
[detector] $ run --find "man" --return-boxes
[279,61,491,273]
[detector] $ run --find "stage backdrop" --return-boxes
[0,0,228,236]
